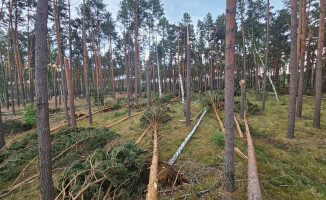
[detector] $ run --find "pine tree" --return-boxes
[35,0,55,198]
[222,0,236,192]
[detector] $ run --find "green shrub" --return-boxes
[140,106,172,128]
[23,104,36,127]
[210,131,225,146]
[2,120,33,135]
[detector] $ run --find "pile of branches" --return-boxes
[0,127,119,195]
[56,142,147,200]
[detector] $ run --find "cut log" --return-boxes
[244,110,262,199]
[168,109,207,165]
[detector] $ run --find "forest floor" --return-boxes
[1,91,326,199]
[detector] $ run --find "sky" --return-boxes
[86,0,287,25]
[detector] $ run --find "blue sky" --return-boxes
[98,0,287,25]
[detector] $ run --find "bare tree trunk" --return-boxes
[303,29,313,94]
[177,31,181,98]
[109,32,115,99]
[146,60,151,111]
[7,1,15,115]
[297,0,307,118]
[261,0,270,112]
[27,10,34,104]
[35,0,55,198]
[286,0,298,139]
[64,58,77,128]
[240,0,246,119]
[313,0,325,129]
[14,0,25,107]
[222,0,236,192]
[83,0,92,125]
[134,0,139,104]
[0,103,4,149]
[53,0,70,125]
[124,31,131,117]
[186,27,191,126]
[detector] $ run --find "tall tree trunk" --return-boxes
[64,58,77,128]
[297,0,307,118]
[186,27,191,126]
[27,10,34,104]
[177,31,181,98]
[53,0,70,125]
[14,0,25,107]
[222,0,236,192]
[109,32,115,99]
[35,0,55,198]
[313,0,325,129]
[146,60,151,111]
[83,0,92,125]
[7,1,15,115]
[134,0,139,104]
[261,0,270,112]
[240,0,246,119]
[87,0,100,108]
[0,103,4,149]
[303,29,313,94]
[124,31,131,117]
[286,0,299,139]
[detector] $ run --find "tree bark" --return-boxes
[0,103,4,149]
[53,0,70,125]
[286,0,298,139]
[146,60,151,111]
[296,0,307,118]
[313,0,325,129]
[134,0,139,104]
[124,31,131,117]
[64,58,77,128]
[83,0,92,125]
[186,27,191,126]
[261,0,270,112]
[222,0,236,192]
[240,0,246,119]
[35,0,55,198]
[7,0,15,115]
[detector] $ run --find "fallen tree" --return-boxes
[168,108,207,165]
[210,94,248,159]
[244,110,262,199]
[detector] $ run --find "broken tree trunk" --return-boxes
[168,109,207,165]
[146,124,159,200]
[179,74,186,117]
[244,110,262,200]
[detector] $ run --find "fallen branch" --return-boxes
[234,116,244,138]
[168,109,207,165]
[72,177,106,200]
[210,94,247,159]
[135,125,151,145]
[107,110,145,128]
[179,110,202,122]
[244,110,262,199]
